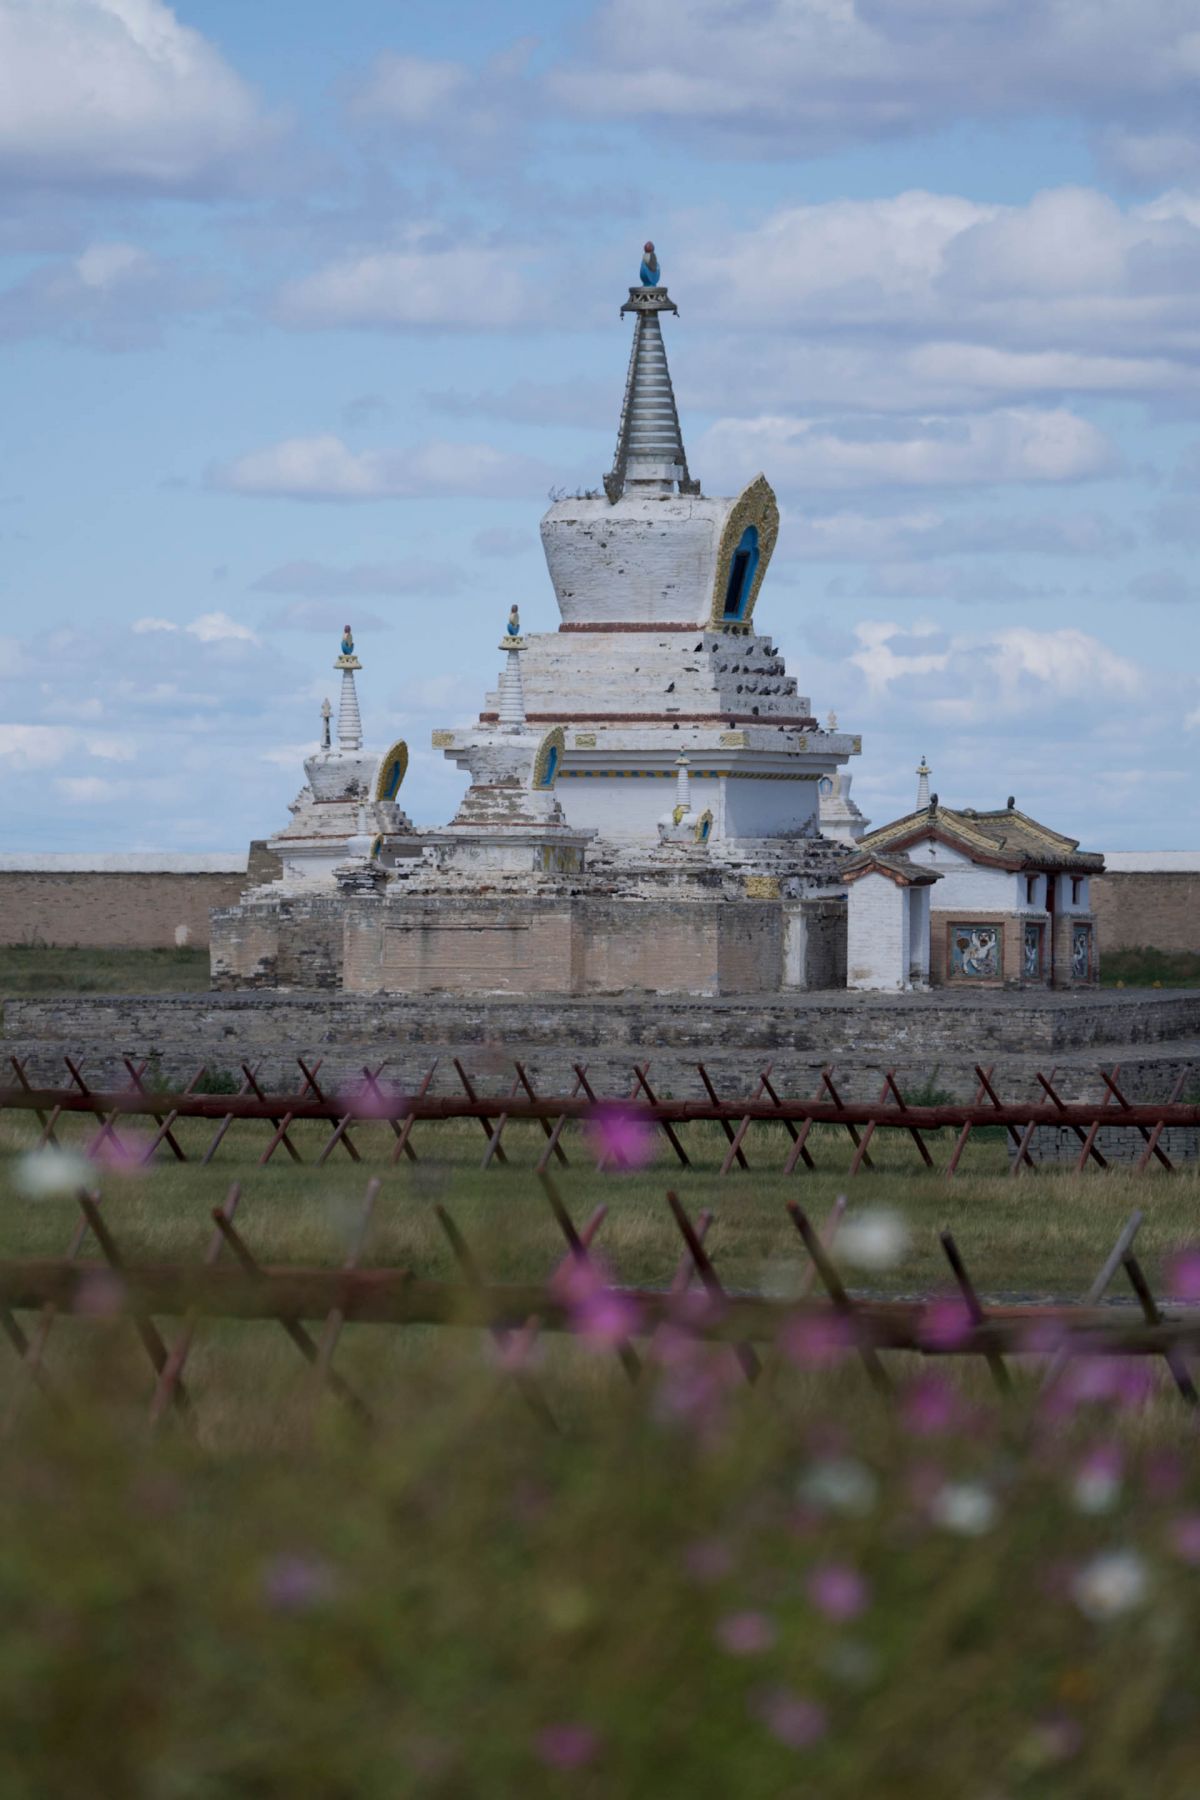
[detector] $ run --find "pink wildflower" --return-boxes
[583,1102,656,1171]
[1167,1248,1200,1304]
[683,1538,735,1584]
[750,1687,827,1750]
[716,1610,777,1656]
[1072,1443,1123,1514]
[91,1128,151,1173]
[261,1552,337,1613]
[1168,1514,1200,1564]
[918,1297,974,1351]
[574,1287,641,1350]
[807,1562,869,1622]
[778,1311,854,1368]
[534,1724,599,1770]
[900,1373,963,1437]
[72,1269,126,1319]
[340,1075,406,1120]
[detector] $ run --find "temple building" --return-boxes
[211,249,1099,996]
[848,762,1103,989]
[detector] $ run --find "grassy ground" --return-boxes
[1,1112,1196,1301]
[0,944,210,995]
[3,1110,1200,1792]
[1099,947,1200,988]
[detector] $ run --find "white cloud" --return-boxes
[781,507,1134,562]
[0,723,69,768]
[260,743,316,771]
[344,41,537,172]
[276,241,536,331]
[0,239,215,348]
[132,612,256,642]
[848,620,1144,722]
[184,611,258,645]
[681,188,1200,358]
[0,0,275,191]
[209,434,551,502]
[698,407,1117,492]
[549,0,1200,174]
[348,54,471,127]
[55,775,122,804]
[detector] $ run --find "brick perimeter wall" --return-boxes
[1092,872,1200,954]
[0,846,282,951]
[0,872,244,949]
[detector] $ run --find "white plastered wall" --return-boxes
[556,775,723,843]
[721,777,818,840]
[847,872,909,991]
[906,839,1019,910]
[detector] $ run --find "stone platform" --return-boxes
[4,988,1197,1104]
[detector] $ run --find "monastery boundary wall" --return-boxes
[1090,858,1200,954]
[0,847,280,950]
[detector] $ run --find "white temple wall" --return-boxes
[721,777,819,841]
[847,872,908,991]
[556,775,723,843]
[905,840,1018,910]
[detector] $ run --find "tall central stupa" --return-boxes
[215,247,868,996]
[458,249,862,859]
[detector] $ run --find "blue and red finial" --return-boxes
[640,241,659,286]
[341,623,354,656]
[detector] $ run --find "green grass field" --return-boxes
[3,1099,1200,1793]
[2,1110,1196,1302]
[0,944,211,996]
[1099,947,1200,988]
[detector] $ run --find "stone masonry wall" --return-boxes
[1092,872,1200,954]
[1014,1125,1199,1167]
[6,989,1198,1106]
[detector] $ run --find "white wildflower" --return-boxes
[1072,1551,1149,1621]
[930,1481,998,1537]
[11,1148,93,1200]
[799,1458,878,1517]
[1072,1468,1122,1517]
[836,1207,909,1272]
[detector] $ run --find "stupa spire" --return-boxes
[604,243,699,504]
[916,754,932,810]
[497,605,526,728]
[335,624,363,752]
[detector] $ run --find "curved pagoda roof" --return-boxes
[860,802,1105,873]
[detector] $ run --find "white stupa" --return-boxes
[450,246,861,862]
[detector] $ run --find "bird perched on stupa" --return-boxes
[640,241,659,286]
[506,604,521,637]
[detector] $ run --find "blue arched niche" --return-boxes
[539,744,559,787]
[721,525,760,620]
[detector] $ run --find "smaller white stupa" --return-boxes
[261,626,414,891]
[423,611,594,879]
[656,754,713,850]
[818,715,869,844]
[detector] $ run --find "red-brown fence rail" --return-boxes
[4,1054,1197,1176]
[0,1178,1194,1437]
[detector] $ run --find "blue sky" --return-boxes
[1,0,1198,854]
